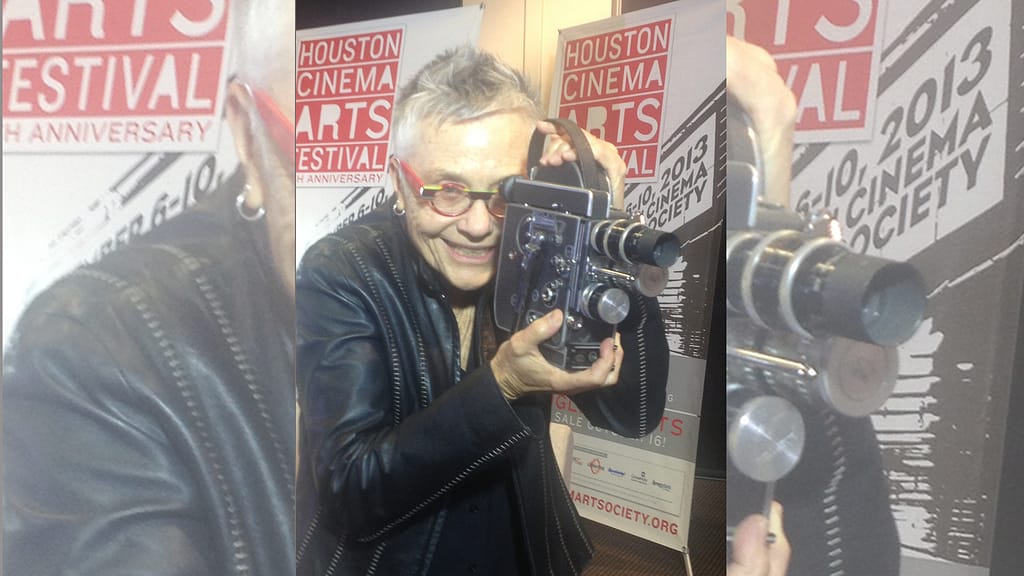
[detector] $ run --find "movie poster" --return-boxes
[730,0,1022,573]
[2,0,237,343]
[2,0,231,153]
[731,0,886,143]
[548,0,724,551]
[293,5,483,261]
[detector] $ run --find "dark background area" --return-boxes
[297,0,460,29]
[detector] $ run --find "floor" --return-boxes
[582,477,725,575]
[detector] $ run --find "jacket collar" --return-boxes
[386,204,448,300]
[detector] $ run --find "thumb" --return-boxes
[730,514,769,576]
[535,119,558,135]
[521,309,563,347]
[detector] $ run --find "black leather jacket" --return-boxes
[2,174,296,576]
[295,205,669,576]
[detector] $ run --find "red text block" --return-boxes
[295,28,402,178]
[558,19,672,180]
[2,0,230,151]
[727,0,882,139]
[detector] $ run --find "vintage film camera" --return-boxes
[725,96,928,543]
[493,119,680,370]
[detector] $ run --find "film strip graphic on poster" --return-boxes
[624,81,727,360]
[740,0,1017,568]
[40,150,235,266]
[871,0,1017,567]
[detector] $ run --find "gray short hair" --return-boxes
[229,0,294,94]
[391,45,543,157]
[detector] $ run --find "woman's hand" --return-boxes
[729,502,791,576]
[534,120,627,209]
[490,309,623,401]
[726,36,798,207]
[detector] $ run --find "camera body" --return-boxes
[493,120,679,370]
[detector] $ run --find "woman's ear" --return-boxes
[224,81,264,209]
[388,156,405,213]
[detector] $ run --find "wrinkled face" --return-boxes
[394,111,535,296]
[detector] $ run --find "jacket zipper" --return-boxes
[75,266,254,576]
[822,409,846,576]
[296,506,322,564]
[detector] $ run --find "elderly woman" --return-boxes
[296,46,670,575]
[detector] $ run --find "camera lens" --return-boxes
[591,219,680,267]
[726,230,926,346]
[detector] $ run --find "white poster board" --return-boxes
[294,5,484,259]
[548,0,725,552]
[3,0,239,345]
[730,0,1018,572]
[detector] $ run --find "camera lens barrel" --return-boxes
[727,230,926,346]
[591,219,680,268]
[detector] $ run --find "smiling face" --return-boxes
[393,110,535,298]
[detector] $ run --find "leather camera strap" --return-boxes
[526,118,605,191]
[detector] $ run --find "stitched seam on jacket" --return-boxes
[347,244,404,426]
[356,429,531,543]
[296,505,322,563]
[366,541,387,576]
[170,248,295,497]
[822,410,846,576]
[554,467,594,555]
[324,539,346,576]
[73,267,252,576]
[374,235,431,408]
[543,438,578,576]
[538,438,555,576]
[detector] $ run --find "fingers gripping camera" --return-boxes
[493,119,681,371]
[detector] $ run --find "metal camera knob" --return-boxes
[541,279,563,307]
[727,391,806,483]
[582,284,630,324]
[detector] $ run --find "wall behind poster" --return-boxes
[293,5,483,258]
[548,0,724,552]
[2,0,238,345]
[730,0,1022,573]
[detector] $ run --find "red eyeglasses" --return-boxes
[394,157,507,218]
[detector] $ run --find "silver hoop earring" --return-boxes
[392,202,406,217]
[236,183,266,221]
